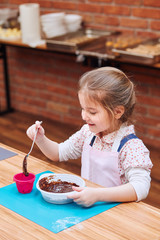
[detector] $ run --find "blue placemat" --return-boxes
[0,147,18,160]
[0,171,120,233]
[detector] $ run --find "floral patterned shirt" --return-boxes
[59,124,153,201]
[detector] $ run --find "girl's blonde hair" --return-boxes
[79,67,136,124]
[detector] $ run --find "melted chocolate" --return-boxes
[39,177,79,193]
[23,155,29,176]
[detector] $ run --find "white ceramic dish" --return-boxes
[64,14,82,32]
[40,12,67,38]
[40,12,65,21]
[36,173,85,204]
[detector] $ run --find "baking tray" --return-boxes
[76,37,116,60]
[112,38,160,65]
[46,28,118,53]
[75,31,121,60]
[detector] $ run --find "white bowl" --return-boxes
[67,23,81,32]
[40,12,65,21]
[64,14,82,23]
[36,173,85,204]
[64,14,82,32]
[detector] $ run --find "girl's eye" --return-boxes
[90,112,97,115]
[81,108,97,115]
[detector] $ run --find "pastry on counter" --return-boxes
[105,35,143,49]
[0,26,21,40]
[126,43,160,56]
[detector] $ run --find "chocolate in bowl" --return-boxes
[36,173,85,204]
[39,176,79,193]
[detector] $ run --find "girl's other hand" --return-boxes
[67,186,98,207]
[26,120,45,142]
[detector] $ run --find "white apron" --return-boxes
[81,126,137,188]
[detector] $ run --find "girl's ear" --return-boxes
[114,106,125,119]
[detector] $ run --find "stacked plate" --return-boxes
[64,14,82,32]
[40,12,67,38]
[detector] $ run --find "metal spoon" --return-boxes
[23,121,42,176]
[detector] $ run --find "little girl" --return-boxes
[27,67,153,207]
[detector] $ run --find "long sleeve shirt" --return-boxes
[59,124,153,201]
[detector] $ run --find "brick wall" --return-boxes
[1,0,160,37]
[119,63,160,149]
[4,47,90,126]
[0,0,160,149]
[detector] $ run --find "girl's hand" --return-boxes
[26,121,45,142]
[67,186,99,207]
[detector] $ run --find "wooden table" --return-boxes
[0,143,160,240]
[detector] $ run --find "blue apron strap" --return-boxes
[117,133,138,152]
[90,136,96,147]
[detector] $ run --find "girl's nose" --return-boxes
[82,110,89,121]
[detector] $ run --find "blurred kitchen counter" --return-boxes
[1,38,160,68]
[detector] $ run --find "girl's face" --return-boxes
[78,92,113,135]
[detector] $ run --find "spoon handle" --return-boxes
[27,121,42,156]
